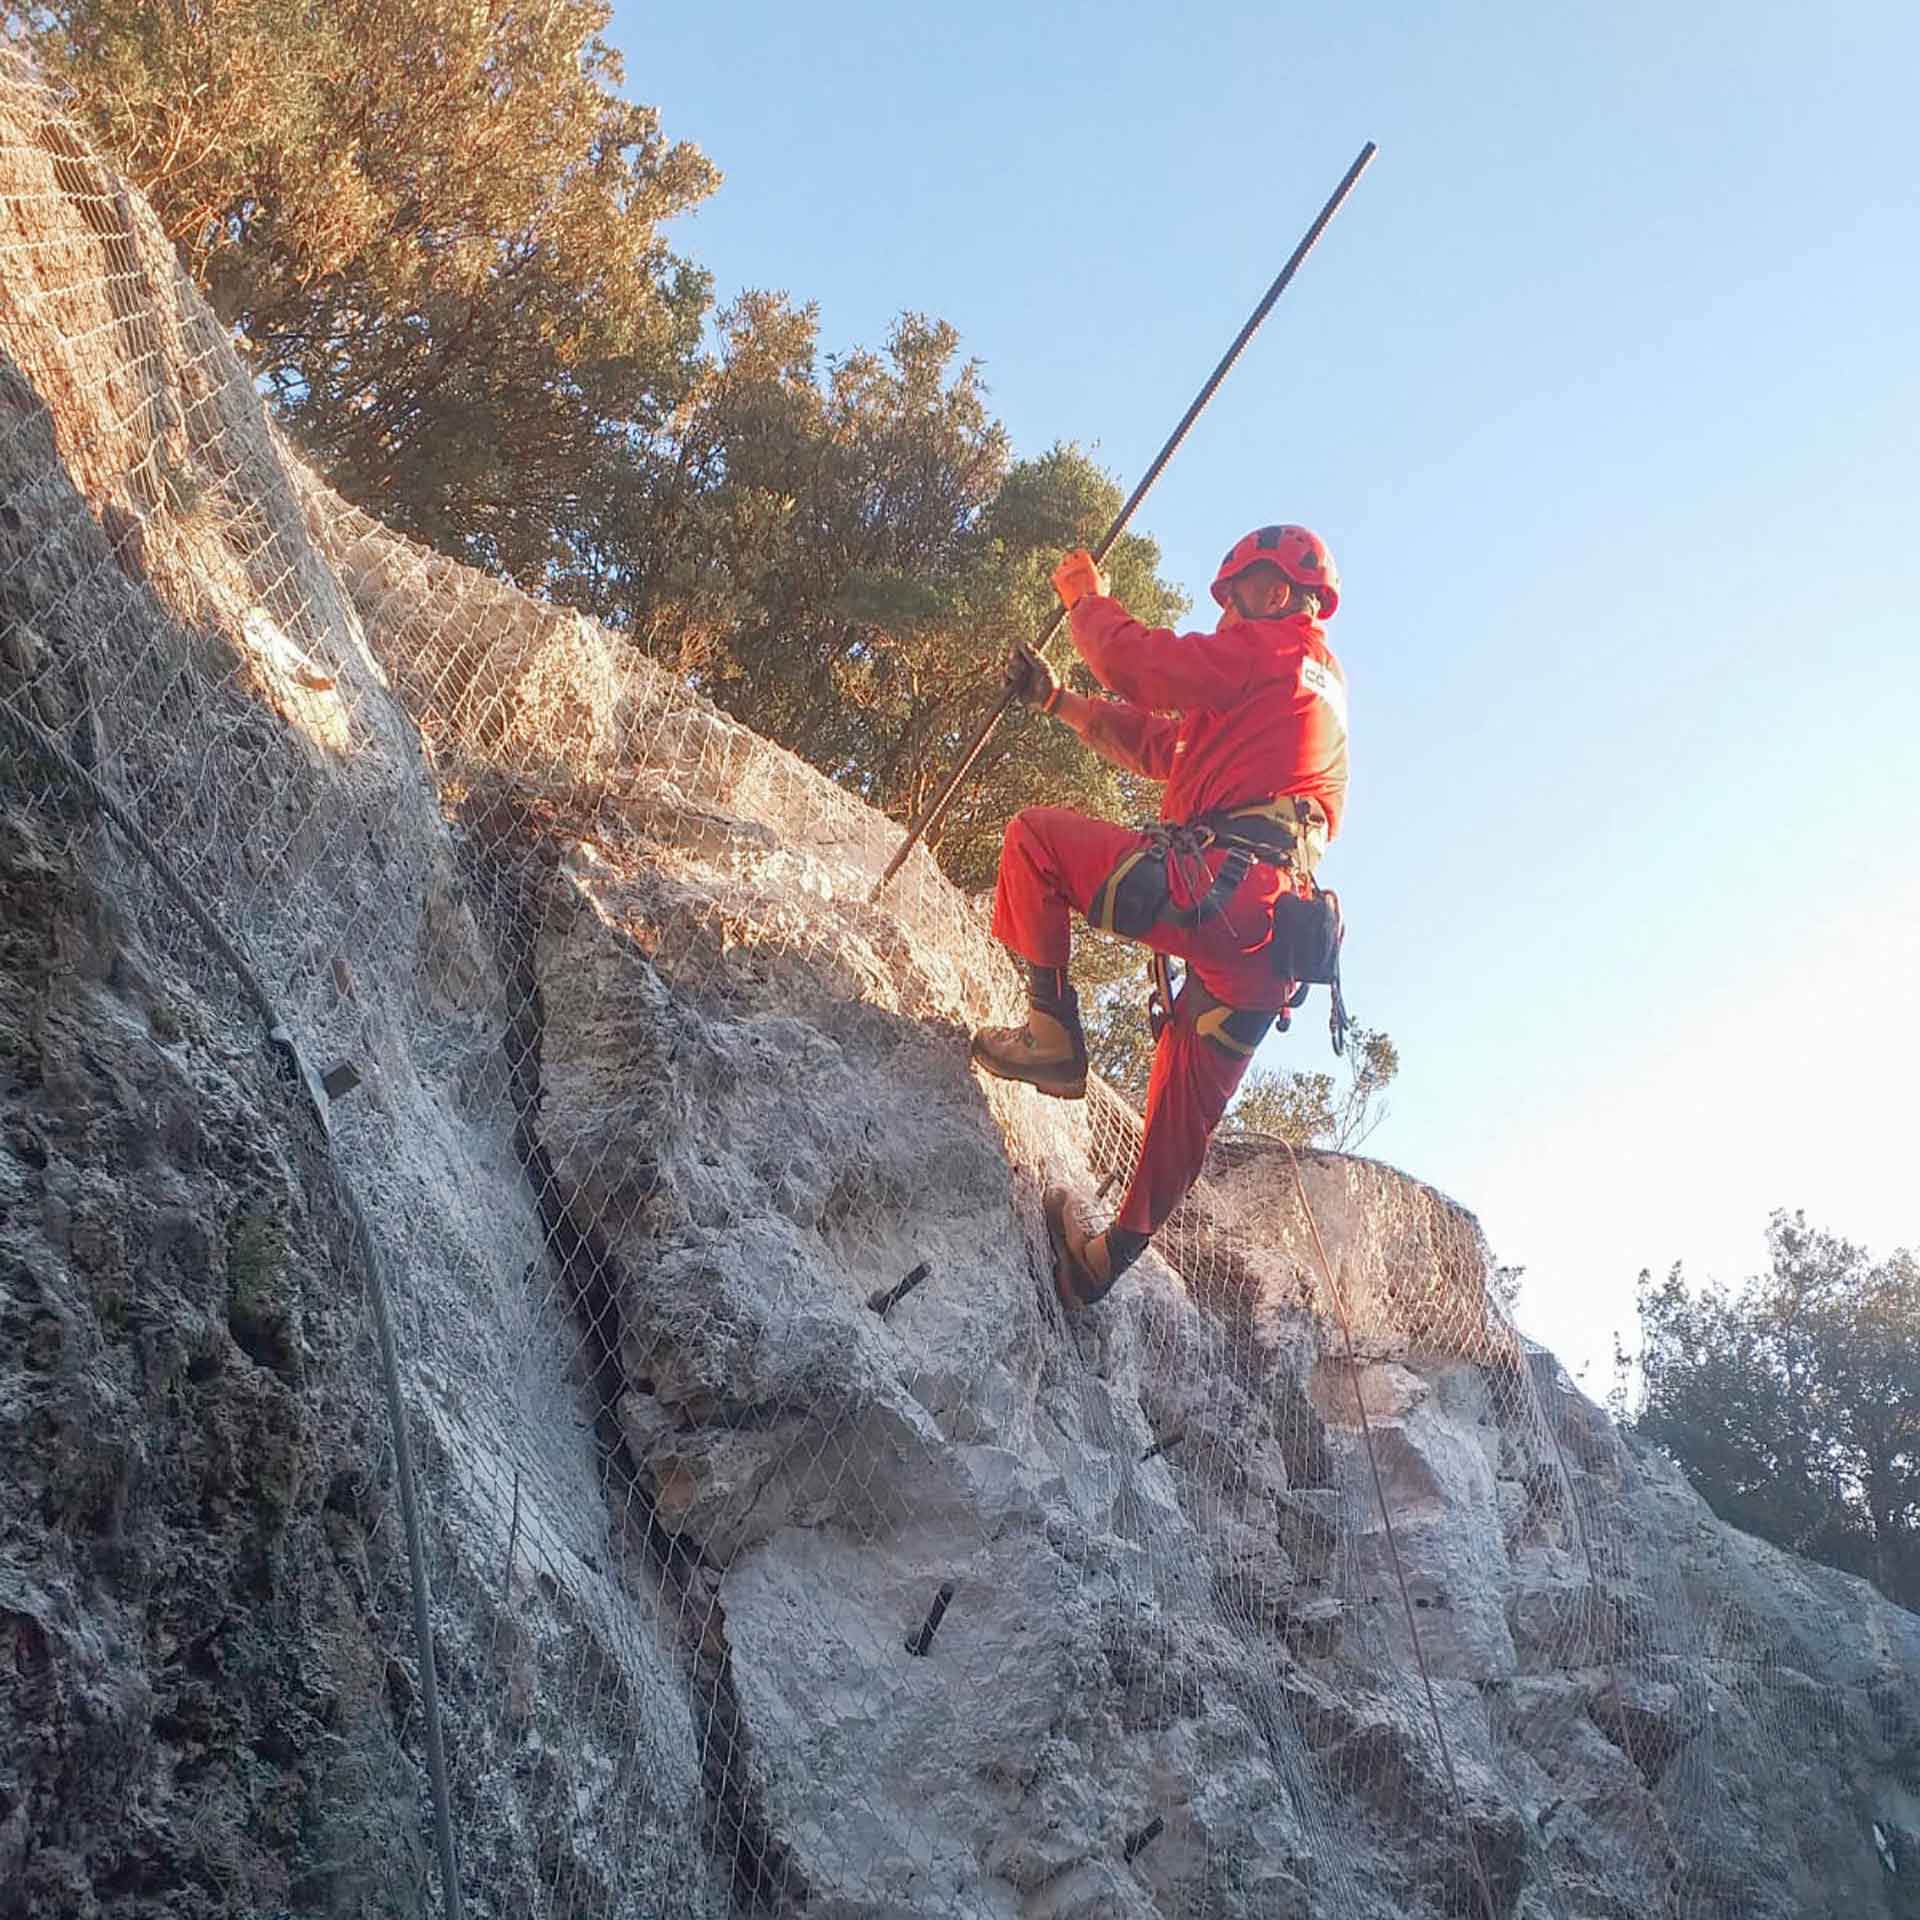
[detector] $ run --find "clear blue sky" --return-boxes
[610,0,1920,1382]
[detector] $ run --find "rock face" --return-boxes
[3,54,1918,1920]
[0,807,430,1917]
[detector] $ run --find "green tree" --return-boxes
[18,0,717,580]
[1620,1212,1920,1609]
[1219,1023,1398,1151]
[583,293,1185,886]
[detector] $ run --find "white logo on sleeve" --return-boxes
[1300,655,1349,733]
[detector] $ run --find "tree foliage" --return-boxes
[1220,1023,1398,1151]
[16,4,1190,877]
[20,0,717,580]
[1619,1212,1920,1610]
[570,294,1185,885]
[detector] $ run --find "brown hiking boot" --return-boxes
[1044,1186,1117,1307]
[969,995,1087,1101]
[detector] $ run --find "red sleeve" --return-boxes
[1069,596,1254,713]
[1060,693,1178,779]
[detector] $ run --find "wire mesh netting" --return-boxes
[3,55,1915,1920]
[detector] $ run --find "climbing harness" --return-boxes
[1100,795,1353,1057]
[1093,797,1325,933]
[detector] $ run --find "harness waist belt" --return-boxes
[1089,796,1331,941]
[1197,795,1329,864]
[1164,795,1330,929]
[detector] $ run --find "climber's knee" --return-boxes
[1001,806,1045,861]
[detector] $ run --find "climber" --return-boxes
[969,526,1349,1309]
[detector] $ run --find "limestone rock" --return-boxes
[5,61,1920,1920]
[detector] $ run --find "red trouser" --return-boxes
[990,806,1292,1238]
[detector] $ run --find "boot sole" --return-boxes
[1028,1078,1088,1102]
[967,1043,1086,1101]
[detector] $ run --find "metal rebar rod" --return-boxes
[905,1580,957,1657]
[869,139,1377,901]
[866,1259,933,1317]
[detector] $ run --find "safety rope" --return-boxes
[0,695,467,1920]
[1279,1137,1503,1920]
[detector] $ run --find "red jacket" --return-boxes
[1061,597,1350,835]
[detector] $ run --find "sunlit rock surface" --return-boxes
[3,54,1917,1920]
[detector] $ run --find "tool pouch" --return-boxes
[1271,883,1352,1055]
[1271,884,1343,987]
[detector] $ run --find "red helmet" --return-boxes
[1210,524,1340,618]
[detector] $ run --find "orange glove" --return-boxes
[1051,549,1108,610]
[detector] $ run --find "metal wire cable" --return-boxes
[0,692,467,1920]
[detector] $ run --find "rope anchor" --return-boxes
[905,1581,956,1657]
[868,1260,932,1318]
